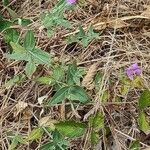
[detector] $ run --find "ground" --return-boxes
[0,0,150,150]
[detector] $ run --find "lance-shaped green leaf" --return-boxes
[67,63,78,85]
[24,30,36,51]
[36,76,55,85]
[0,19,12,32]
[89,112,104,145]
[67,86,89,103]
[27,128,44,141]
[10,42,26,53]
[55,120,86,138]
[138,111,150,134]
[2,0,9,6]
[29,48,51,64]
[52,66,65,81]
[67,63,84,86]
[67,26,99,47]
[4,28,19,43]
[19,18,32,26]
[90,130,100,145]
[89,112,104,129]
[129,140,140,150]
[9,42,51,64]
[48,87,69,105]
[6,52,29,61]
[8,134,27,150]
[139,89,150,109]
[7,8,19,20]
[7,42,29,61]
[25,61,37,78]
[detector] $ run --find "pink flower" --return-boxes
[66,0,76,5]
[126,63,142,80]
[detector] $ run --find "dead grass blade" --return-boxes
[38,116,57,128]
[64,15,149,37]
[108,19,129,29]
[82,63,99,90]
[92,15,148,30]
[144,148,150,150]
[13,101,28,117]
[141,5,150,18]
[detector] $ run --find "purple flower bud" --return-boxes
[126,63,142,80]
[66,0,76,5]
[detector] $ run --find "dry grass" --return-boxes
[0,0,150,149]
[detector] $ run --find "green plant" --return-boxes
[67,26,99,47]
[49,63,89,105]
[7,132,27,150]
[129,141,140,150]
[4,74,25,89]
[41,0,73,37]
[2,0,9,6]
[40,130,70,150]
[1,4,91,148]
[37,62,89,105]
[37,64,66,87]
[10,120,86,150]
[138,89,150,134]
[7,30,52,78]
[2,1,150,150]
[39,120,86,149]
[89,112,104,145]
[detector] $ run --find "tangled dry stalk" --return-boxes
[0,0,150,149]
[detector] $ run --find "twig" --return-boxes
[115,129,150,148]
